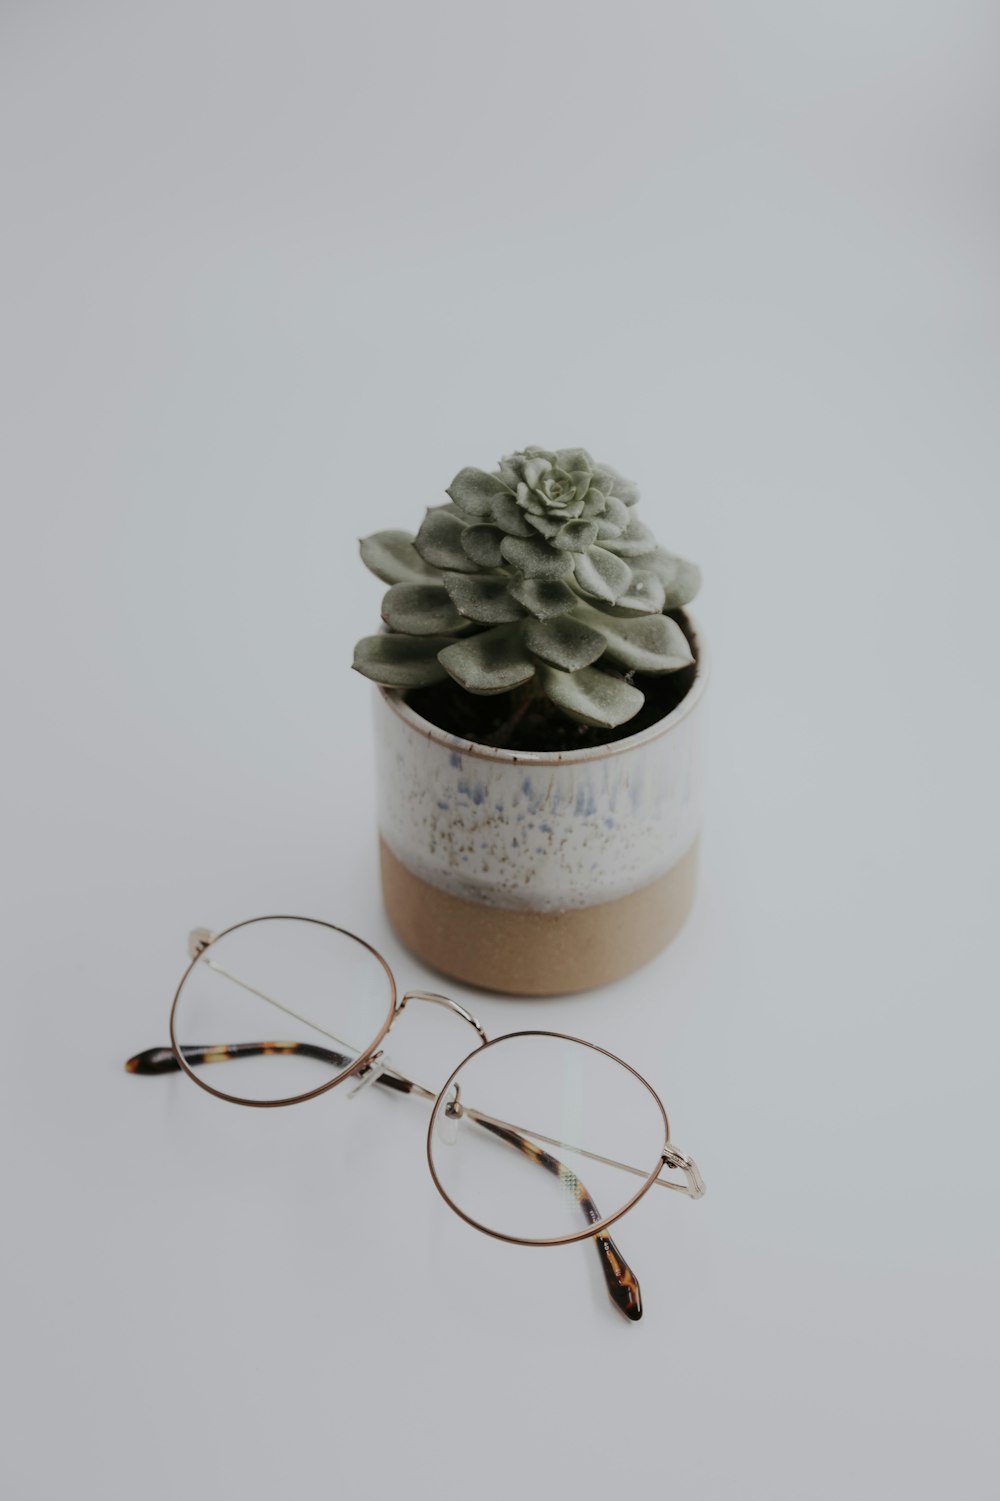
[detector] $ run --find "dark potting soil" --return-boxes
[405,611,699,754]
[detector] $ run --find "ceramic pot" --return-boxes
[373,620,707,996]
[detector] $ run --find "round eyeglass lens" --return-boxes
[427,1033,667,1244]
[170,918,396,1103]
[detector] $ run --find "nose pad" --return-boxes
[347,1051,389,1099]
[187,927,216,960]
[436,1084,464,1146]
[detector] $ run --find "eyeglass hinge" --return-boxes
[660,1144,706,1200]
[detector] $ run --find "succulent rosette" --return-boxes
[353,446,700,728]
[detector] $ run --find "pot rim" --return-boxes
[379,612,708,768]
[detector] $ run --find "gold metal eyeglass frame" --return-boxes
[125,915,705,1323]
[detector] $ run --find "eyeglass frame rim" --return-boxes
[168,914,399,1108]
[425,1029,672,1248]
[165,913,681,1248]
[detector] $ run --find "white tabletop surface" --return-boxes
[2,4,997,1498]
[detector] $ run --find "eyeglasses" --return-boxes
[125,915,705,1322]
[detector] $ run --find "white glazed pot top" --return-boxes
[373,646,707,915]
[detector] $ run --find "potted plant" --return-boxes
[352,446,706,995]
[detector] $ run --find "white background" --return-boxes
[2,3,998,1497]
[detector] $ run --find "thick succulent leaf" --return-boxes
[438,624,536,695]
[573,545,632,602]
[598,495,630,534]
[522,455,552,489]
[516,487,584,522]
[557,496,586,519]
[575,603,694,673]
[460,524,505,568]
[614,569,667,614]
[524,512,563,539]
[554,447,593,473]
[524,616,607,672]
[571,471,593,503]
[647,549,702,609]
[516,482,545,515]
[500,534,575,580]
[413,507,478,573]
[360,530,442,586]
[539,664,645,728]
[508,576,579,620]
[442,572,527,624]
[496,457,521,489]
[381,583,466,636]
[614,479,641,506]
[579,490,608,519]
[446,467,510,518]
[352,633,452,688]
[603,515,657,558]
[552,519,598,552]
[591,464,640,505]
[491,490,536,537]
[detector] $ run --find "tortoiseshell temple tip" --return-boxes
[596,1234,643,1322]
[124,1047,180,1074]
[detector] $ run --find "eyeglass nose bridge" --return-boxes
[396,989,488,1044]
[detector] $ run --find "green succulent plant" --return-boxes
[353,446,700,729]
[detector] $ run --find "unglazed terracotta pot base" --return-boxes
[379,837,699,996]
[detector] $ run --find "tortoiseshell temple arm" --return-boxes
[125,1041,643,1321]
[125,1041,410,1095]
[467,1116,642,1321]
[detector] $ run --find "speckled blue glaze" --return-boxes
[373,642,707,914]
